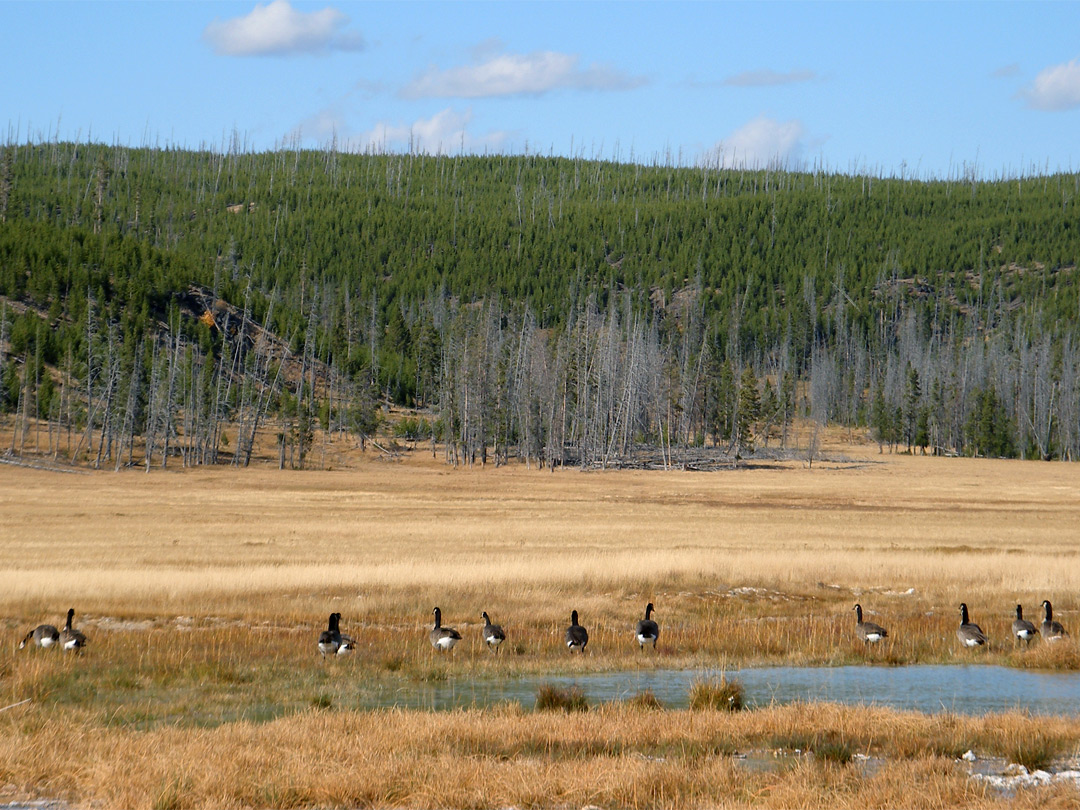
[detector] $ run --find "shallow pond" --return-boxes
[372,665,1080,715]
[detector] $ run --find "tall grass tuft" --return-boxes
[1006,734,1065,772]
[688,676,744,711]
[812,733,855,764]
[535,684,589,712]
[1009,640,1080,671]
[624,689,664,710]
[151,775,191,810]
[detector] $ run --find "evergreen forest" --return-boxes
[1,139,1079,469]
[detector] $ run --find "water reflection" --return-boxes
[368,665,1080,715]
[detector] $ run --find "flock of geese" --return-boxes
[17,601,1069,657]
[18,608,87,652]
[854,601,1070,648]
[315,604,659,657]
[316,601,1068,657]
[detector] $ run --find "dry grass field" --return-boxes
[1,431,1079,808]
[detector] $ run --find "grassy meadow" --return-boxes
[1,434,1079,808]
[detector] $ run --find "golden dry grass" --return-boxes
[2,434,1080,808]
[1,438,1076,662]
[2,701,1079,810]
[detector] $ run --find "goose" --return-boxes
[430,607,461,651]
[957,603,988,648]
[1040,600,1068,642]
[852,604,888,644]
[565,609,588,653]
[59,608,87,652]
[19,623,60,650]
[1011,604,1038,647]
[336,616,356,656]
[318,612,342,656]
[481,611,506,653]
[336,630,356,655]
[634,602,659,651]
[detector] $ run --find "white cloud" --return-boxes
[1019,58,1080,110]
[203,0,364,57]
[351,109,511,154]
[293,106,347,143]
[705,116,807,169]
[723,69,817,88]
[401,50,646,99]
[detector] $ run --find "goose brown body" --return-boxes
[1012,604,1038,646]
[634,603,659,650]
[1041,600,1068,642]
[19,624,59,650]
[565,610,588,653]
[430,607,461,651]
[481,611,506,653]
[957,603,988,648]
[853,604,888,644]
[318,612,342,656]
[60,608,87,652]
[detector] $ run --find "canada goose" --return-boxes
[1041,600,1068,642]
[59,608,87,652]
[1011,604,1038,647]
[430,607,461,651]
[19,623,60,650]
[635,602,659,651]
[481,611,506,653]
[336,630,356,655]
[318,612,342,656]
[565,610,588,653]
[957,603,988,647]
[852,604,888,644]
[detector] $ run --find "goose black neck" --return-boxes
[433,608,442,628]
[1015,605,1023,620]
[66,609,75,631]
[482,612,491,626]
[854,604,863,622]
[1044,601,1053,620]
[644,603,654,620]
[960,604,970,624]
[327,613,339,632]
[571,610,579,626]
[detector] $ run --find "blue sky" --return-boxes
[3,1,1080,177]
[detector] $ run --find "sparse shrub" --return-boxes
[689,677,744,711]
[393,416,432,440]
[310,693,332,710]
[382,655,405,672]
[535,684,588,712]
[625,689,664,710]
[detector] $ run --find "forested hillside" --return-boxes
[1,140,1079,468]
